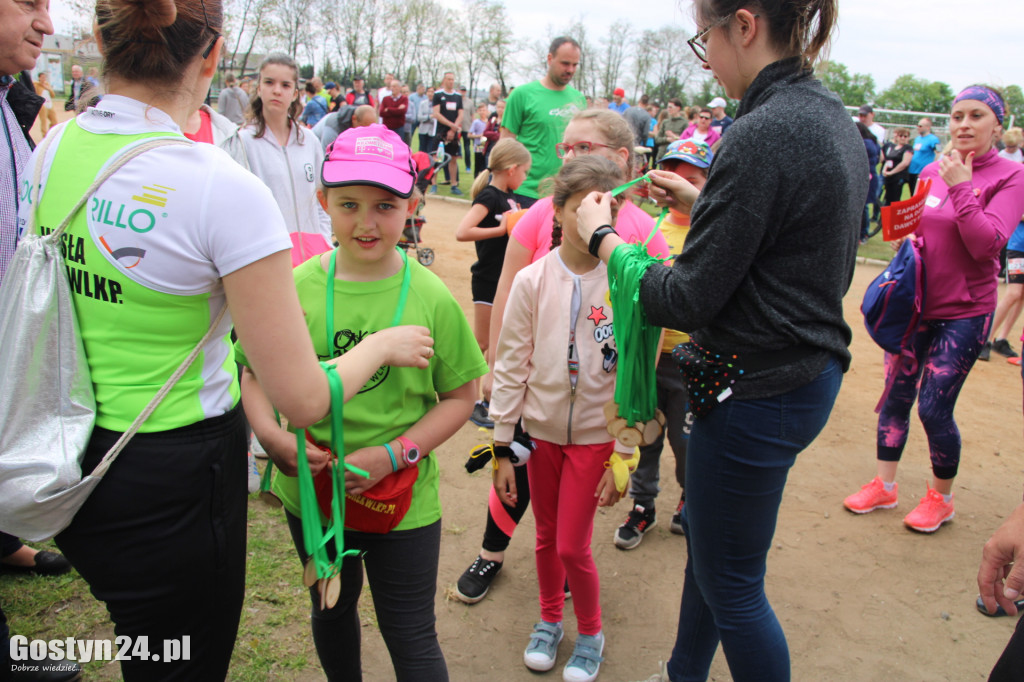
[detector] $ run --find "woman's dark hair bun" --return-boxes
[113,0,178,37]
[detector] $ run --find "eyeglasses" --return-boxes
[687,13,757,64]
[554,141,613,159]
[199,0,222,59]
[687,14,731,64]
[698,115,711,120]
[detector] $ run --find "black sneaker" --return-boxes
[470,401,494,428]
[670,498,685,536]
[979,341,992,362]
[455,556,502,604]
[614,504,657,550]
[993,338,1020,358]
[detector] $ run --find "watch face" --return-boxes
[406,447,421,464]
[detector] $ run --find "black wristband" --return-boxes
[493,445,514,459]
[588,225,617,258]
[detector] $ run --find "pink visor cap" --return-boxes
[321,124,417,198]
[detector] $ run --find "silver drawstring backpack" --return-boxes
[0,135,226,541]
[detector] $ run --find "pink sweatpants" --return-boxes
[527,438,614,635]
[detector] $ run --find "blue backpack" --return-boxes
[861,238,926,355]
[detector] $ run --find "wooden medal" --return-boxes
[259,490,283,508]
[324,573,341,609]
[302,557,318,587]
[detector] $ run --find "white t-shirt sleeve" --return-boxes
[203,150,292,277]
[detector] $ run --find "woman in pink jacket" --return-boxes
[680,107,722,146]
[844,86,1024,532]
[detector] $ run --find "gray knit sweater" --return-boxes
[640,58,867,399]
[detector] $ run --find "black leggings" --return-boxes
[56,407,248,682]
[285,513,447,682]
[481,464,531,553]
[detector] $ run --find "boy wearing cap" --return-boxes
[236,123,486,680]
[708,96,733,135]
[614,139,712,550]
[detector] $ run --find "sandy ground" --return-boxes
[340,196,1024,682]
[24,112,1024,681]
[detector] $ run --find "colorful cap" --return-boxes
[324,81,337,89]
[707,97,727,109]
[658,139,714,169]
[322,124,417,198]
[613,87,625,97]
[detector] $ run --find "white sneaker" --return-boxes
[524,621,563,671]
[563,631,604,682]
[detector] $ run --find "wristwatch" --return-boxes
[588,224,617,258]
[395,436,421,467]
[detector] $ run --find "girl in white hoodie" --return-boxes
[490,156,631,682]
[221,53,333,266]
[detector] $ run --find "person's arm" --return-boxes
[499,127,516,139]
[224,252,433,427]
[890,149,913,175]
[577,145,767,333]
[978,500,1024,616]
[455,203,505,242]
[480,238,534,400]
[489,273,534,447]
[343,380,478,495]
[240,368,331,477]
[940,152,1024,262]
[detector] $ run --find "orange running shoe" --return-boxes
[843,477,898,513]
[903,486,954,533]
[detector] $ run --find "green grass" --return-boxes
[412,134,477,201]
[0,461,383,680]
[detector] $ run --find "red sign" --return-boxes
[880,178,933,242]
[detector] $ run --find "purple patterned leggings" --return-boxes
[877,313,991,480]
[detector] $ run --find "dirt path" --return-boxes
[24,106,1022,679]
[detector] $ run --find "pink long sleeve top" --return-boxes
[916,148,1024,320]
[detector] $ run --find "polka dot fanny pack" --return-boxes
[672,341,743,418]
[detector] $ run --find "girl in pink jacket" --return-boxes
[490,156,633,682]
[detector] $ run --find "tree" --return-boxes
[597,20,631,100]
[269,0,316,66]
[456,0,493,97]
[876,74,954,114]
[816,60,876,107]
[223,0,273,77]
[477,1,516,96]
[999,84,1024,129]
[637,27,700,106]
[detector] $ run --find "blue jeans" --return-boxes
[667,358,842,682]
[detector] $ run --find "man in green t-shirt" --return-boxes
[501,36,585,206]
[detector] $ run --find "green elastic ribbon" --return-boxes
[325,247,410,356]
[296,363,368,580]
[607,173,671,427]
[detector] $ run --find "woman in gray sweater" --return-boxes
[578,1,864,680]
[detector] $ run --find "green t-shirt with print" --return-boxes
[235,252,487,531]
[502,80,585,199]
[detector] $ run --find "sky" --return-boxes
[50,0,1023,95]
[438,0,1024,95]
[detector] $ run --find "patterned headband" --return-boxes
[954,86,1005,125]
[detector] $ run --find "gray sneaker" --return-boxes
[563,631,605,682]
[614,504,657,549]
[524,621,563,672]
